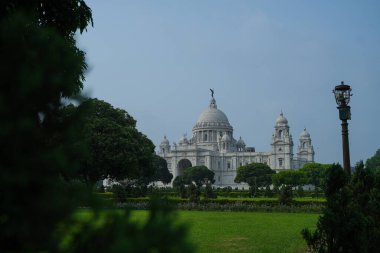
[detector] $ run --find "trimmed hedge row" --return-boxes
[117,201,323,213]
[123,197,325,207]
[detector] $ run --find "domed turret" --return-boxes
[159,135,171,154]
[275,112,288,126]
[161,135,169,145]
[178,134,189,146]
[300,128,310,138]
[297,128,314,163]
[236,136,246,152]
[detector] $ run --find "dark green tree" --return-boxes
[279,185,293,205]
[204,182,217,199]
[59,99,156,184]
[173,176,188,198]
[0,12,91,252]
[272,170,305,188]
[151,155,173,184]
[302,162,380,253]
[299,163,331,190]
[0,0,93,38]
[235,163,275,196]
[0,4,193,253]
[182,166,215,187]
[365,149,380,170]
[188,183,201,203]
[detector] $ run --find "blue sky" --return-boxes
[77,0,380,164]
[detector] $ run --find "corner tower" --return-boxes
[297,128,314,162]
[271,112,294,170]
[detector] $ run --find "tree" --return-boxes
[204,182,217,199]
[0,1,93,38]
[235,163,275,188]
[58,99,156,184]
[0,12,92,252]
[151,155,173,184]
[0,4,193,253]
[235,163,275,197]
[365,149,380,170]
[302,162,380,253]
[272,170,305,188]
[299,163,331,196]
[182,166,215,187]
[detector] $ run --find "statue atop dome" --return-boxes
[210,88,214,98]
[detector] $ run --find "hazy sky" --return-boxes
[77,0,380,165]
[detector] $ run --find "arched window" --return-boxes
[302,142,306,148]
[204,134,208,141]
[278,130,283,139]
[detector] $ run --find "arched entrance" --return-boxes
[177,159,192,176]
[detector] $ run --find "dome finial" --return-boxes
[210,88,215,98]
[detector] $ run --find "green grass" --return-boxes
[130,210,319,253]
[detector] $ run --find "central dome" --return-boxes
[193,98,232,130]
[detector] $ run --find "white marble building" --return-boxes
[158,95,314,187]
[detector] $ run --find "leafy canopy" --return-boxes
[234,163,275,187]
[302,162,380,253]
[175,166,215,187]
[0,6,92,252]
[58,98,156,184]
[365,148,380,171]
[151,155,173,184]
[272,170,306,187]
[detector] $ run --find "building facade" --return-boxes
[158,96,314,187]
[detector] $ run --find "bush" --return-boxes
[264,185,273,197]
[279,185,293,205]
[296,186,305,197]
[204,183,217,199]
[188,184,200,203]
[302,162,380,253]
[111,184,127,203]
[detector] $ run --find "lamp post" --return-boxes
[333,81,352,174]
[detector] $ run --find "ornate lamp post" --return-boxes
[333,81,352,174]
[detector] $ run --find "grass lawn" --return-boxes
[130,210,319,253]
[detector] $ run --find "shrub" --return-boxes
[111,184,127,203]
[204,183,217,199]
[296,186,305,197]
[302,162,380,253]
[279,185,293,205]
[188,184,200,203]
[264,185,273,197]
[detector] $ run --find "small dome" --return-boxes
[221,133,231,142]
[160,135,169,145]
[179,134,189,145]
[300,128,310,138]
[236,136,246,147]
[275,112,288,126]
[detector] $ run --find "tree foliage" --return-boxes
[182,166,215,187]
[151,155,173,184]
[0,0,93,37]
[302,162,380,253]
[58,99,156,184]
[299,163,331,189]
[365,149,380,171]
[234,163,275,187]
[0,3,193,253]
[0,12,91,252]
[272,170,305,187]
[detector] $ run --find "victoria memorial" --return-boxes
[158,93,314,188]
